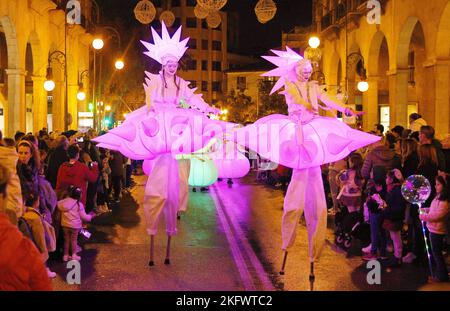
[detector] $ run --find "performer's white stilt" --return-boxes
[164,236,172,265]
[309,262,315,291]
[279,251,288,275]
[282,166,327,257]
[149,235,155,266]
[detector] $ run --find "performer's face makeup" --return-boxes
[296,63,313,82]
[163,58,179,77]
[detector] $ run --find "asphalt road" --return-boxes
[49,173,450,291]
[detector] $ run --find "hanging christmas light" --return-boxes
[159,10,176,27]
[255,0,277,24]
[197,0,227,11]
[206,11,222,28]
[134,0,156,25]
[194,4,210,19]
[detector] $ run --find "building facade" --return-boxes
[0,0,93,136]
[308,0,450,135]
[159,0,256,104]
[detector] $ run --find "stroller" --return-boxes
[334,207,371,250]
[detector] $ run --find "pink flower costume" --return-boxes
[233,48,380,275]
[93,22,227,266]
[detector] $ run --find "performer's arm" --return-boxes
[143,71,159,112]
[316,85,358,116]
[182,81,220,114]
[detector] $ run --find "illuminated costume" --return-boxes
[233,47,379,281]
[93,22,225,265]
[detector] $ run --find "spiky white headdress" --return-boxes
[261,46,311,95]
[140,21,189,65]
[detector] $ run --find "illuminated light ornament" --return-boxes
[134,0,156,25]
[194,4,210,19]
[255,0,277,24]
[212,140,250,179]
[159,10,176,28]
[188,156,218,187]
[197,0,227,11]
[206,11,222,28]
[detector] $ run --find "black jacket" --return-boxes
[46,146,69,188]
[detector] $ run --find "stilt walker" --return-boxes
[93,22,226,266]
[233,47,380,288]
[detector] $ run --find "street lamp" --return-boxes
[347,52,369,93]
[44,50,68,128]
[105,104,111,111]
[77,70,89,101]
[308,36,321,49]
[92,38,104,50]
[115,59,125,70]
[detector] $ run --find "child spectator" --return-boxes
[57,186,95,261]
[419,174,449,282]
[381,169,406,267]
[337,153,364,213]
[362,177,387,261]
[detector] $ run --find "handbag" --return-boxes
[42,218,57,252]
[26,207,57,252]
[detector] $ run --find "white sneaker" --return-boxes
[46,268,56,278]
[362,244,372,253]
[402,252,417,263]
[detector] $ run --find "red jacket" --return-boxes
[0,213,52,291]
[56,160,99,206]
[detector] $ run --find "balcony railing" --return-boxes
[320,0,389,31]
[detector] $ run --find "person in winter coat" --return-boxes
[0,140,23,224]
[109,150,127,202]
[419,174,449,282]
[0,163,52,291]
[46,135,69,188]
[381,169,406,267]
[409,113,427,133]
[400,138,419,179]
[57,186,95,261]
[56,144,99,207]
[419,125,446,172]
[361,137,401,180]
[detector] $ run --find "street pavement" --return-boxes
[49,172,450,291]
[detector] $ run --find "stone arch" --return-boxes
[397,16,421,69]
[436,2,450,59]
[0,16,20,135]
[435,2,450,134]
[368,31,390,77]
[0,16,19,69]
[394,17,432,128]
[328,51,341,87]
